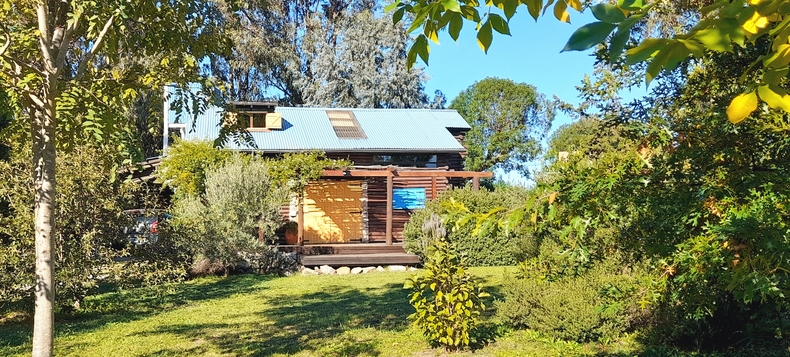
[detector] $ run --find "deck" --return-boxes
[279,243,421,267]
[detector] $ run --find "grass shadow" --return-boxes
[134,282,410,356]
[0,274,275,352]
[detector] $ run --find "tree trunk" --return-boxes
[31,82,57,357]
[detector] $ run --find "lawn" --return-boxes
[0,267,641,356]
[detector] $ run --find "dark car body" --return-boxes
[122,209,169,245]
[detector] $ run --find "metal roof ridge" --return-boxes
[274,107,457,112]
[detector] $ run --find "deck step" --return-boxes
[299,253,421,267]
[281,244,408,255]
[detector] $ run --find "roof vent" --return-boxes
[327,110,366,139]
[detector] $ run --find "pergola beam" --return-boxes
[321,169,493,178]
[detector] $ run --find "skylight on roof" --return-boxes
[327,110,366,139]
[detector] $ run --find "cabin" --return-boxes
[161,90,491,266]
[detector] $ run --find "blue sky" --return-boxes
[421,10,601,133]
[417,10,636,184]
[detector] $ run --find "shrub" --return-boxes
[403,186,534,266]
[0,145,137,310]
[405,221,489,351]
[170,155,289,274]
[497,254,651,343]
[156,139,232,198]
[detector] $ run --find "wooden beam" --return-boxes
[297,193,304,246]
[321,169,493,178]
[386,173,393,246]
[431,176,437,200]
[472,176,480,190]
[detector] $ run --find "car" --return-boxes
[122,209,169,245]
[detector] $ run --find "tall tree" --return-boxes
[0,2,226,355]
[450,77,553,178]
[210,1,431,107]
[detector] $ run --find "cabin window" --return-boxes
[327,110,366,139]
[373,154,438,167]
[236,111,268,130]
[227,111,283,131]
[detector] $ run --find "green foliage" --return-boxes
[266,151,351,194]
[403,186,534,266]
[156,139,232,198]
[171,155,289,272]
[0,144,135,309]
[404,237,489,351]
[450,77,553,177]
[393,0,790,123]
[498,254,651,343]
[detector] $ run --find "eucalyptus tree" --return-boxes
[210,0,431,107]
[0,2,228,355]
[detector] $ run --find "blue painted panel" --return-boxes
[393,188,426,209]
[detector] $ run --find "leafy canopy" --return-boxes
[450,77,553,178]
[388,0,790,124]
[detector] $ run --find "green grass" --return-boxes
[0,267,642,356]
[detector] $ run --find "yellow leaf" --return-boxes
[548,191,557,205]
[726,91,758,124]
[743,12,769,34]
[554,0,570,23]
[758,85,790,112]
[747,0,763,4]
[530,212,537,224]
[567,0,582,11]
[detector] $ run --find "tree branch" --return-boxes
[0,23,10,57]
[1,53,46,79]
[36,2,56,72]
[54,9,82,73]
[74,14,114,81]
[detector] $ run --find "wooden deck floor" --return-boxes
[279,243,421,267]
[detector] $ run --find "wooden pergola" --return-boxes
[293,167,493,246]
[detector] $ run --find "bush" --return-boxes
[0,145,139,310]
[403,186,534,266]
[171,155,289,274]
[497,254,651,343]
[405,219,489,351]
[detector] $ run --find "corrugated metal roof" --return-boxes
[167,93,470,153]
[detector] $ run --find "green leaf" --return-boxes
[407,9,429,34]
[562,22,616,52]
[524,0,542,20]
[460,5,481,22]
[763,67,789,85]
[592,3,626,24]
[618,13,644,32]
[618,0,645,11]
[489,14,511,35]
[449,13,463,41]
[415,34,430,64]
[678,39,705,58]
[626,38,668,64]
[694,27,732,52]
[503,0,518,19]
[763,44,790,68]
[441,0,461,12]
[393,7,406,23]
[609,28,630,63]
[477,20,493,53]
[384,1,400,13]
[726,91,758,124]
